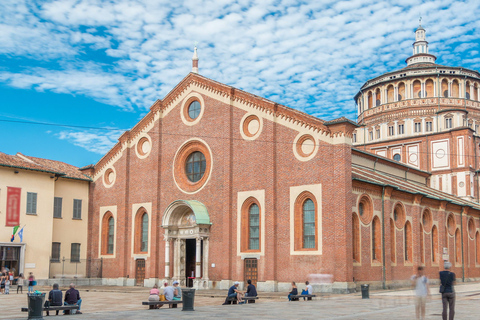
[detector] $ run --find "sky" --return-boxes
[1,0,480,168]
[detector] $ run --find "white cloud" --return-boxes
[56,129,121,154]
[1,0,480,156]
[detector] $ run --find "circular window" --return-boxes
[242,114,261,138]
[188,101,201,120]
[468,218,476,239]
[185,151,206,182]
[173,139,212,193]
[393,153,401,161]
[422,209,433,233]
[447,213,456,236]
[358,195,373,225]
[293,134,318,161]
[393,204,406,229]
[136,136,152,158]
[103,168,116,188]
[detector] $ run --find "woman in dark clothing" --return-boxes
[288,282,298,301]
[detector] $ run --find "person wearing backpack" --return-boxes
[439,261,456,320]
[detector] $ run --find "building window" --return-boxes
[102,212,115,255]
[53,197,62,218]
[353,133,357,143]
[455,229,461,263]
[398,124,404,135]
[426,121,432,132]
[185,151,206,183]
[393,153,401,161]
[294,192,317,251]
[390,219,396,263]
[27,192,37,215]
[303,199,315,249]
[445,118,452,129]
[476,231,480,264]
[414,122,421,133]
[405,221,412,262]
[372,216,381,261]
[432,225,438,263]
[352,213,360,262]
[73,199,82,219]
[51,242,61,262]
[476,125,479,134]
[141,213,148,252]
[188,100,201,120]
[249,204,260,250]
[376,129,380,139]
[388,126,394,136]
[71,243,80,262]
[369,131,373,141]
[241,198,262,252]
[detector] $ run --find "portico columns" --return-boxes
[164,238,170,278]
[202,238,209,280]
[195,237,202,278]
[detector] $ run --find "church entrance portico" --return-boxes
[162,200,211,289]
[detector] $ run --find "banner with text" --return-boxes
[6,187,21,226]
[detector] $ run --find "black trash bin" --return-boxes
[182,288,196,311]
[361,284,369,299]
[27,293,45,319]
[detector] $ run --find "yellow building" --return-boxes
[0,152,90,281]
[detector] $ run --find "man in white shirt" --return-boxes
[411,266,430,320]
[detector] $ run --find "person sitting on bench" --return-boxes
[64,283,82,314]
[46,283,63,316]
[172,281,182,301]
[223,281,244,304]
[288,282,298,301]
[245,279,257,298]
[301,281,313,300]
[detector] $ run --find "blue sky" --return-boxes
[1,0,480,167]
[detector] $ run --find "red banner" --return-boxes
[6,187,21,226]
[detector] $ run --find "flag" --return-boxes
[18,227,24,242]
[10,225,19,242]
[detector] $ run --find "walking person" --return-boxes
[440,261,456,320]
[27,272,35,293]
[411,266,430,320]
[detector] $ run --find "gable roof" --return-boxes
[0,152,91,181]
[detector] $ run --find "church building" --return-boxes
[85,28,480,292]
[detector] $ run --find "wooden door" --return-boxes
[135,259,145,286]
[244,258,258,286]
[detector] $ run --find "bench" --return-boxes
[291,294,316,301]
[21,305,80,315]
[142,300,183,309]
[241,296,259,304]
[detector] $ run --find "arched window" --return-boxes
[419,223,424,264]
[452,80,459,97]
[390,219,396,263]
[455,228,461,263]
[372,216,381,262]
[387,85,394,103]
[367,92,373,109]
[353,213,360,262]
[303,199,315,249]
[426,79,434,97]
[413,80,422,98]
[432,225,438,263]
[466,81,471,100]
[476,231,480,264]
[398,83,405,101]
[241,197,261,252]
[141,213,148,252]
[474,83,478,101]
[442,79,449,97]
[375,89,381,106]
[101,212,114,255]
[404,221,412,262]
[249,203,260,250]
[294,192,317,251]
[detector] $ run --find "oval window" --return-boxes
[188,101,201,120]
[185,151,206,182]
[393,154,401,161]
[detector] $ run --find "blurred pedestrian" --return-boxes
[411,266,430,319]
[439,261,456,320]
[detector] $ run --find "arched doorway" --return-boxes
[162,200,212,289]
